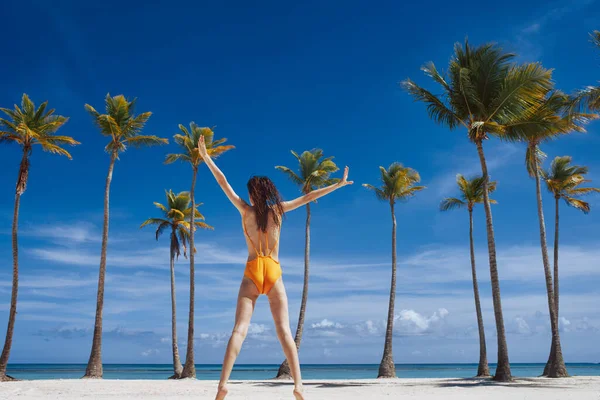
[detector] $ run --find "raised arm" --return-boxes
[198,136,248,213]
[282,166,354,212]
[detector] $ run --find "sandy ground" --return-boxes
[0,377,599,399]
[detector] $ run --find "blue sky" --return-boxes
[1,0,600,365]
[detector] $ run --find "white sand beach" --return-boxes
[1,377,599,400]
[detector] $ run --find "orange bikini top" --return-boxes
[242,213,279,258]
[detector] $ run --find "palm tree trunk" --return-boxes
[170,231,183,379]
[0,149,30,381]
[84,150,117,379]
[180,166,198,379]
[378,200,397,378]
[533,166,568,378]
[469,208,490,377]
[475,140,511,382]
[276,203,311,379]
[543,196,560,376]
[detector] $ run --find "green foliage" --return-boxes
[85,94,167,154]
[401,40,553,143]
[569,31,600,113]
[543,156,600,214]
[363,162,426,203]
[276,149,340,194]
[503,91,598,177]
[141,190,213,257]
[165,123,234,168]
[0,94,78,155]
[440,174,497,211]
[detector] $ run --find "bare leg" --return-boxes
[267,278,305,399]
[216,278,259,400]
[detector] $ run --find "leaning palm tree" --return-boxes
[0,94,79,381]
[84,94,168,378]
[541,156,600,375]
[571,31,600,113]
[363,163,425,378]
[505,90,597,377]
[141,190,213,379]
[440,175,496,377]
[402,40,553,381]
[274,149,339,379]
[165,124,233,378]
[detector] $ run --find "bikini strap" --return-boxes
[267,228,279,257]
[242,212,260,257]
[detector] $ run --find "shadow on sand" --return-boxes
[232,377,575,391]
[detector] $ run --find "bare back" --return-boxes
[241,208,281,262]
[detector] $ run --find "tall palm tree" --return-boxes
[505,90,596,377]
[363,163,425,378]
[440,175,496,377]
[0,94,78,381]
[571,31,600,113]
[165,124,233,378]
[402,41,553,381]
[84,94,167,378]
[541,156,600,375]
[274,149,339,379]
[140,190,213,379]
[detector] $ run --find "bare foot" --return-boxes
[293,388,305,400]
[215,385,228,400]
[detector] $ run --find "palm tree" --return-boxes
[84,94,168,378]
[505,90,597,377]
[363,163,425,378]
[571,31,600,113]
[440,175,496,377]
[274,149,339,379]
[541,156,600,375]
[165,124,233,378]
[0,94,78,381]
[402,40,553,381]
[140,190,213,379]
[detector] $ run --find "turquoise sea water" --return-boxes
[6,363,600,380]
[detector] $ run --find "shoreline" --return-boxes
[1,376,599,399]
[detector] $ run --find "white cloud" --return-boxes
[395,308,449,335]
[560,317,571,332]
[311,319,344,329]
[141,349,159,357]
[18,222,101,244]
[355,320,380,336]
[512,317,532,335]
[248,323,269,336]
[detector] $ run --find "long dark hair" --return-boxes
[247,176,284,232]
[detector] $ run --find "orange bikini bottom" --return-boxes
[244,255,282,295]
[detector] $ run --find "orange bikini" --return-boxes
[242,215,282,295]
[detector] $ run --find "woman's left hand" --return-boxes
[198,135,209,158]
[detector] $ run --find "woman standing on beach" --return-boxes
[197,136,352,400]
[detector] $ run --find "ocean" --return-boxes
[6,363,600,380]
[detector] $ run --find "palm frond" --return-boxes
[140,217,170,228]
[401,79,465,129]
[125,135,168,148]
[194,221,214,230]
[440,197,466,211]
[488,63,553,125]
[564,197,591,214]
[0,94,76,155]
[35,141,75,159]
[362,183,389,202]
[164,152,191,164]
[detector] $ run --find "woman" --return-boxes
[197,136,352,400]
